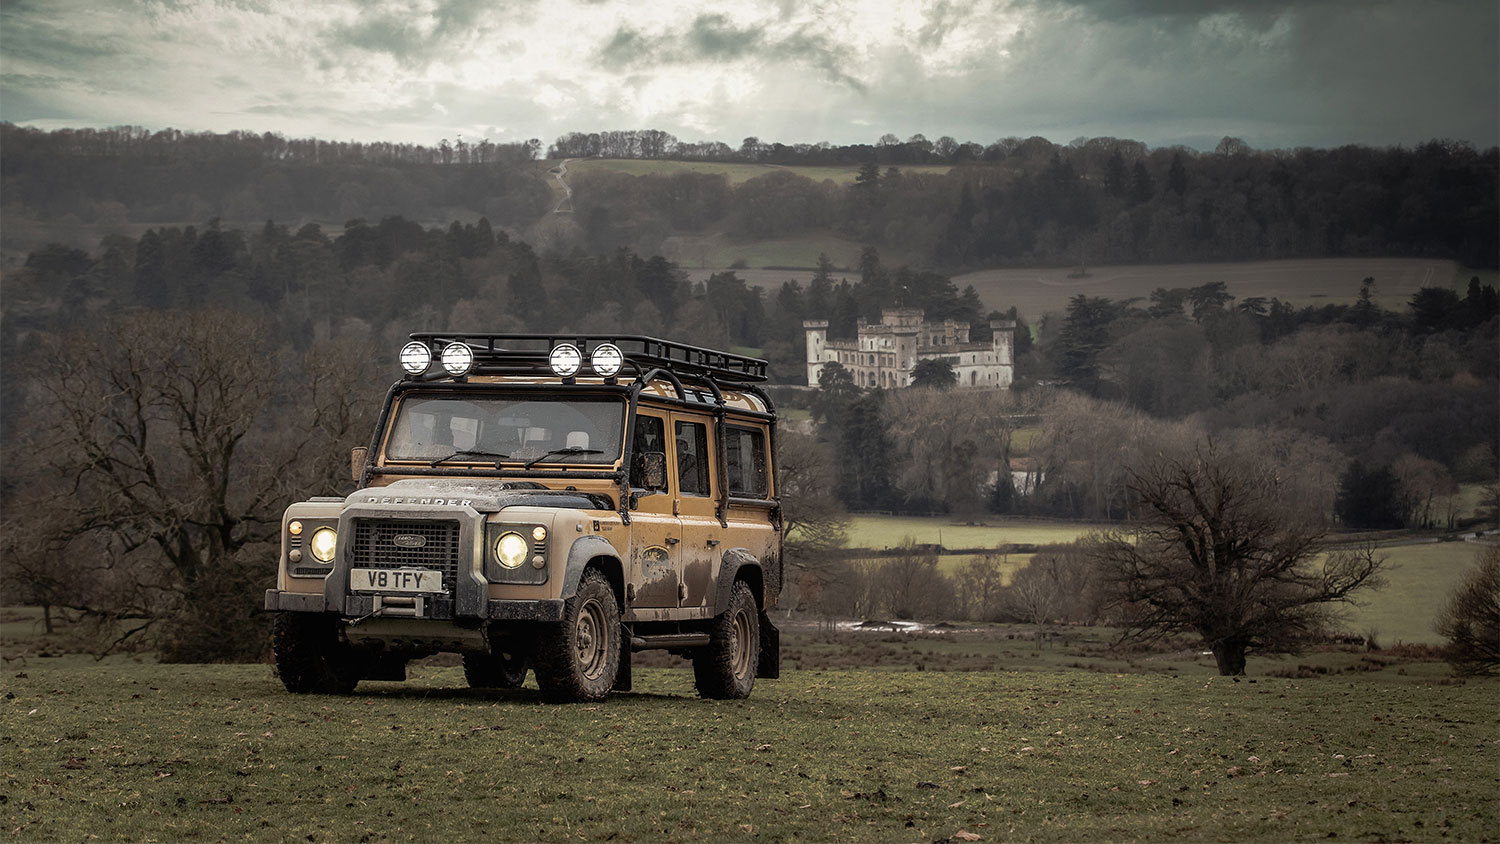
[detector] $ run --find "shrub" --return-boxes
[1435,546,1500,676]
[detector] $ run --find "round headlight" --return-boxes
[590,343,623,377]
[309,527,338,563]
[495,532,528,569]
[400,342,432,375]
[441,342,474,377]
[549,344,581,378]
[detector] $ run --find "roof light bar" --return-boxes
[399,341,432,375]
[549,343,582,378]
[441,342,474,377]
[590,343,623,377]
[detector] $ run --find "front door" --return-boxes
[627,411,680,608]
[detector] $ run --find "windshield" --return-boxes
[385,394,625,466]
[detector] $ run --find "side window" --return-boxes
[674,420,710,497]
[630,414,667,490]
[725,426,768,498]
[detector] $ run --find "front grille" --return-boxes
[351,519,461,591]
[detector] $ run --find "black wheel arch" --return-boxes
[562,535,624,607]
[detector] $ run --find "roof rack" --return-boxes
[407,332,769,384]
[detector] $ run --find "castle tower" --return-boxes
[990,319,1017,388]
[803,320,829,386]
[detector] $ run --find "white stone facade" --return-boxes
[805,308,1016,389]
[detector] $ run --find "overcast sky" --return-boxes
[1,0,1495,152]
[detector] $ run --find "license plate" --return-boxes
[350,568,443,593]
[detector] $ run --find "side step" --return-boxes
[630,633,710,652]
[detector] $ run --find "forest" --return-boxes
[4,123,1496,271]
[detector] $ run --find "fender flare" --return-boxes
[561,535,624,604]
[713,548,764,614]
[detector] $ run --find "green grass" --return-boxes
[2,662,1492,841]
[566,158,954,187]
[666,231,870,271]
[845,515,1110,551]
[1341,542,1488,645]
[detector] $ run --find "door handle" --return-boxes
[665,537,680,545]
[706,539,721,547]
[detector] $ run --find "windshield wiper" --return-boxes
[430,449,510,468]
[524,447,605,469]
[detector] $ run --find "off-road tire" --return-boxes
[693,580,759,699]
[463,649,528,689]
[272,613,359,694]
[533,569,621,702]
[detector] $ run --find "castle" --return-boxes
[804,308,1016,389]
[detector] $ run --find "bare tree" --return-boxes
[2,310,376,659]
[885,388,1022,520]
[955,553,1007,620]
[1089,439,1385,675]
[775,426,850,614]
[1435,546,1499,676]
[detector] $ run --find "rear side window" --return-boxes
[674,420,710,497]
[725,426,768,498]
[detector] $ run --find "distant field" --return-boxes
[845,515,1110,551]
[680,257,1470,321]
[842,514,1489,644]
[953,257,1465,322]
[564,158,955,187]
[666,231,871,272]
[1347,541,1489,645]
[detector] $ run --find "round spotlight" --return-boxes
[495,532,528,569]
[309,527,338,563]
[399,342,431,375]
[288,520,304,536]
[441,342,474,377]
[549,344,582,378]
[590,343,623,377]
[531,525,548,543]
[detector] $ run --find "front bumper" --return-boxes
[265,589,565,622]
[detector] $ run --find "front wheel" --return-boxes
[693,581,760,699]
[271,613,359,695]
[534,569,621,702]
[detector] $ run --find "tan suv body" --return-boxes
[264,334,781,701]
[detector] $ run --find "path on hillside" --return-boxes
[551,158,573,214]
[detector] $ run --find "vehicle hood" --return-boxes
[347,478,613,514]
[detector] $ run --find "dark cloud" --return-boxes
[596,13,864,93]
[327,0,532,67]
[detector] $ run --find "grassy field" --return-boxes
[2,660,1492,841]
[952,257,1467,323]
[844,515,1110,551]
[842,515,1490,644]
[565,158,955,187]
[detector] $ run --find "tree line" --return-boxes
[6,124,1495,273]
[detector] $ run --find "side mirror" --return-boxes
[641,451,667,491]
[350,447,368,482]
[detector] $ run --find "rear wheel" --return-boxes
[272,613,359,695]
[534,569,620,702]
[464,649,528,689]
[693,581,759,699]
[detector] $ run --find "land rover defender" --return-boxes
[264,334,782,701]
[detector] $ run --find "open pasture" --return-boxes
[2,662,1492,842]
[564,158,955,187]
[954,257,1463,322]
[685,257,1467,322]
[843,515,1490,644]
